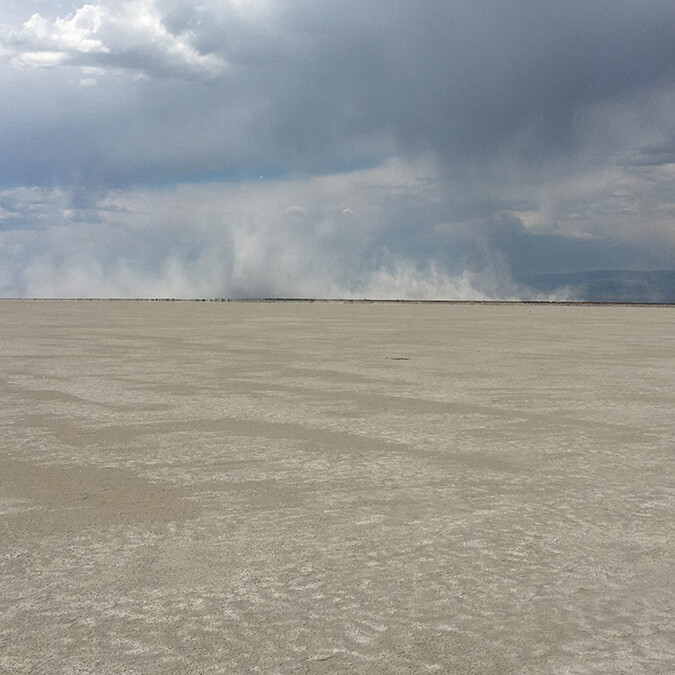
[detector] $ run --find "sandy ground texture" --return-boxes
[0,300,673,674]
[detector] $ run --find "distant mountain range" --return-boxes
[519,270,675,303]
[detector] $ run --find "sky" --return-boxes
[1,0,674,299]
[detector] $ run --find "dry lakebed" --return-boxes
[1,300,673,673]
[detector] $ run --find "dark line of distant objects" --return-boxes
[4,298,675,307]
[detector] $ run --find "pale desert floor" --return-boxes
[0,300,673,674]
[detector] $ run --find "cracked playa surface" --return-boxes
[1,300,673,673]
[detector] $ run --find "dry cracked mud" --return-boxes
[1,300,673,673]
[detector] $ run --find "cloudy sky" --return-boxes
[1,0,674,298]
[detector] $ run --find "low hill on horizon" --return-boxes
[519,270,675,303]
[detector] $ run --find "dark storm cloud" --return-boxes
[0,0,674,297]
[267,0,675,163]
[2,0,674,186]
[630,142,675,166]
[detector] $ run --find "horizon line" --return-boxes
[2,298,674,307]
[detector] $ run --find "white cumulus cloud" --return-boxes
[2,0,227,79]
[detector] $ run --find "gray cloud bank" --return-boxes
[1,0,674,298]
